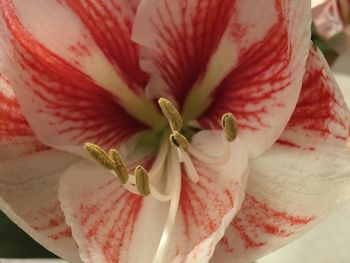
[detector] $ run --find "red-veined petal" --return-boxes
[197,0,312,157]
[0,78,81,262]
[59,132,248,263]
[211,47,350,262]
[62,0,149,93]
[0,0,151,156]
[133,0,311,157]
[133,0,238,105]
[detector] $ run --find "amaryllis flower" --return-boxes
[312,0,350,54]
[0,1,349,263]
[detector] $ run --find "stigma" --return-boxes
[84,97,238,263]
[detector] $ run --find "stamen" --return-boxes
[221,113,238,142]
[158,98,182,132]
[170,132,190,151]
[84,143,116,170]
[135,165,151,196]
[109,149,129,184]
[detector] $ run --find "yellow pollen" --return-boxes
[135,165,151,196]
[158,98,183,132]
[221,113,238,142]
[109,149,129,184]
[170,131,190,151]
[84,143,116,170]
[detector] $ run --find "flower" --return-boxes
[0,1,349,263]
[312,0,350,54]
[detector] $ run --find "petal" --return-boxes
[197,0,312,157]
[0,78,81,262]
[0,73,42,155]
[0,0,147,94]
[211,47,350,262]
[0,0,153,156]
[61,0,149,92]
[59,161,144,263]
[59,132,248,263]
[176,132,249,262]
[132,0,239,105]
[133,0,311,157]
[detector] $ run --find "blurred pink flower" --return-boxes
[312,0,350,54]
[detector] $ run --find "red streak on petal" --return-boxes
[0,81,50,154]
[276,139,300,148]
[178,164,237,257]
[49,228,73,240]
[64,0,149,93]
[68,41,91,58]
[232,219,266,249]
[79,186,143,262]
[0,0,146,149]
[0,92,32,137]
[200,0,290,132]
[278,47,350,149]
[220,236,235,254]
[228,194,315,250]
[24,201,73,241]
[149,0,235,106]
[102,195,143,262]
[287,58,350,140]
[276,139,315,151]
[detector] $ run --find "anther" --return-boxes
[158,98,182,131]
[221,113,238,142]
[109,149,129,184]
[170,132,190,151]
[84,143,116,170]
[135,165,151,196]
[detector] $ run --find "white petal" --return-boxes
[0,150,80,262]
[0,0,158,157]
[212,46,350,262]
[0,75,81,262]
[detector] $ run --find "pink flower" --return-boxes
[0,1,349,263]
[312,0,350,54]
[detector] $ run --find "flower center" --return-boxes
[84,98,237,263]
